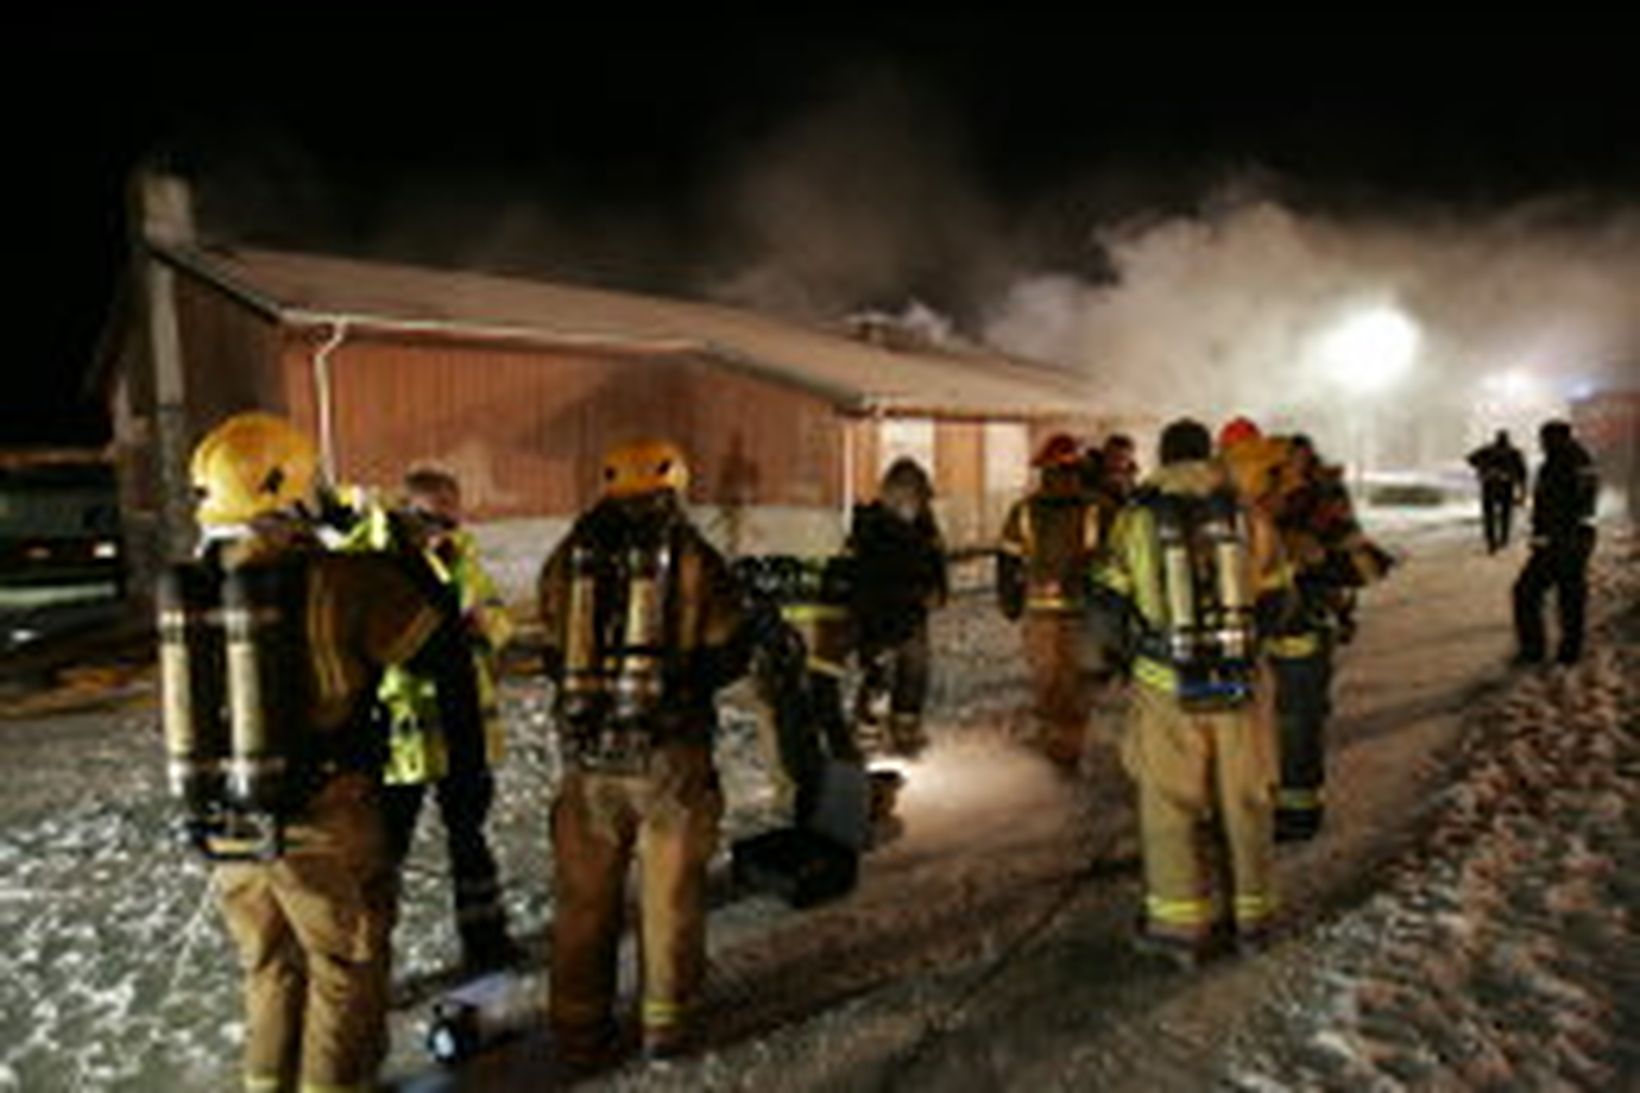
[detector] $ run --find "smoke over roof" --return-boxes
[175,47,1638,466]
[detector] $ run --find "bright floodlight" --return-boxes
[1320,307,1421,394]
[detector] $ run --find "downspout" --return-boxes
[841,414,856,535]
[311,320,349,482]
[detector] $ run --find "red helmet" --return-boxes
[1217,416,1262,449]
[1032,433,1083,468]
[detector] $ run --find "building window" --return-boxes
[983,422,1029,495]
[878,417,936,478]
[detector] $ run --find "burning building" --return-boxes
[100,176,1102,599]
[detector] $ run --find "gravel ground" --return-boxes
[1,517,1635,1092]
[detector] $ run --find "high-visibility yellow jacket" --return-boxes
[339,503,512,784]
[1092,460,1291,695]
[777,558,853,678]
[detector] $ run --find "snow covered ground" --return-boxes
[0,513,1634,1091]
[1218,529,1640,1091]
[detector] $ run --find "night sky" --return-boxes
[8,9,1636,447]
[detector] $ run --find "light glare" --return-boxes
[1321,307,1421,394]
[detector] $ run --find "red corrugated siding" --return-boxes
[277,333,846,519]
[174,275,285,433]
[1571,392,1640,455]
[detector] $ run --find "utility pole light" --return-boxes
[1316,305,1422,499]
[1320,306,1422,394]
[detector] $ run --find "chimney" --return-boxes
[133,168,196,249]
[127,166,198,566]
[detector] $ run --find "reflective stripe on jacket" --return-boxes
[1092,460,1290,695]
[999,487,1103,613]
[339,508,511,783]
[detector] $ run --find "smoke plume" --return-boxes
[982,193,1640,465]
[179,62,1639,473]
[696,67,1639,469]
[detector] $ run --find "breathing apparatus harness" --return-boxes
[557,498,706,775]
[162,552,306,860]
[1134,486,1258,711]
[160,538,389,861]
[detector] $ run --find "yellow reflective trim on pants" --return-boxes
[806,657,848,678]
[1134,656,1179,696]
[642,997,684,1028]
[244,1075,283,1093]
[1268,633,1321,658]
[780,604,849,623]
[1025,597,1080,611]
[1277,787,1323,810]
[1145,894,1215,927]
[1234,892,1277,923]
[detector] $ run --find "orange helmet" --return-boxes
[600,439,690,499]
[1218,416,1262,450]
[1032,433,1082,469]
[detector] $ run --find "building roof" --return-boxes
[158,243,1095,420]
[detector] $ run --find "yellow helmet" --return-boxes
[600,439,689,500]
[189,412,319,526]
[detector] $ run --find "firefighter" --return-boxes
[169,412,478,1092]
[1218,417,1287,508]
[1513,420,1600,666]
[1099,432,1141,507]
[847,457,948,758]
[1218,415,1263,453]
[537,439,750,1065]
[1092,418,1289,967]
[1264,434,1394,840]
[1467,429,1529,553]
[1078,442,1105,497]
[735,553,861,825]
[998,433,1105,771]
[340,468,521,973]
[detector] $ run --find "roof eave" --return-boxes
[154,243,1089,422]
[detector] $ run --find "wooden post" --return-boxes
[131,170,197,563]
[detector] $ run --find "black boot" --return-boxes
[460,926,525,975]
[1274,805,1323,843]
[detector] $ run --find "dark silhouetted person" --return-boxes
[1467,430,1528,553]
[849,458,948,757]
[1513,421,1599,666]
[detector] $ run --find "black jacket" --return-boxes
[847,502,948,651]
[1467,440,1528,493]
[1530,437,1599,541]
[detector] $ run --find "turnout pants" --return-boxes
[1481,482,1516,553]
[549,742,723,1056]
[1272,641,1333,840]
[1022,610,1092,770]
[1121,683,1277,945]
[1513,528,1595,663]
[381,766,511,965]
[855,621,931,757]
[215,773,395,1093]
